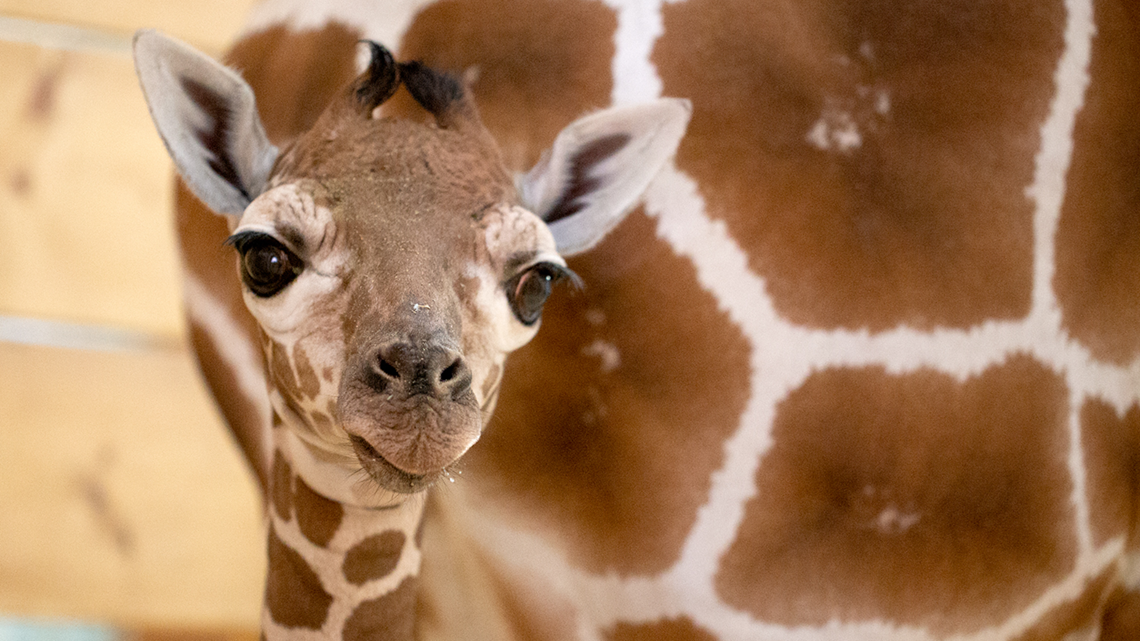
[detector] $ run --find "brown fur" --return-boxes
[227,24,362,145]
[392,0,617,171]
[653,0,1062,331]
[1055,0,1140,364]
[1012,570,1113,641]
[266,526,334,629]
[343,531,407,585]
[167,2,1140,639]
[270,451,294,521]
[1101,588,1140,641]
[472,211,752,574]
[1081,400,1140,550]
[605,618,718,641]
[341,577,417,641]
[294,475,345,547]
[717,355,1074,632]
[179,181,269,488]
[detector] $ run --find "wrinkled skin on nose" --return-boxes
[338,316,482,493]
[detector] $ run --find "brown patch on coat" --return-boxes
[1054,0,1140,364]
[343,531,406,585]
[267,338,309,421]
[604,617,718,641]
[342,576,417,641]
[312,412,334,433]
[293,343,322,400]
[1011,569,1112,641]
[178,182,269,490]
[716,355,1074,633]
[270,450,294,522]
[226,23,362,145]
[1080,399,1140,549]
[1101,587,1140,641]
[654,0,1063,331]
[394,0,617,171]
[188,316,270,491]
[269,340,298,396]
[293,475,345,547]
[471,211,751,574]
[265,527,333,630]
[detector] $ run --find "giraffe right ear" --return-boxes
[518,99,691,256]
[133,30,278,216]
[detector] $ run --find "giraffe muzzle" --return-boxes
[338,334,483,492]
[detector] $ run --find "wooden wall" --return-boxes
[0,1,265,633]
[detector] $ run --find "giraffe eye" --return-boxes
[226,231,304,297]
[507,263,572,325]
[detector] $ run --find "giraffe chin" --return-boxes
[338,381,483,494]
[349,435,437,494]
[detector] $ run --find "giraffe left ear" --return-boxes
[518,99,691,256]
[133,29,278,216]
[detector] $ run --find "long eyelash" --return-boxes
[551,264,584,291]
[223,230,271,252]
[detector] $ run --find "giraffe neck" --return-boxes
[262,442,425,641]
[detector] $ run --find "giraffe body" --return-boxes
[140,0,1140,639]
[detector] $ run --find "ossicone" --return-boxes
[346,41,488,135]
[351,40,401,114]
[400,61,485,133]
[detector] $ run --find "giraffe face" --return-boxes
[134,30,689,500]
[231,117,568,495]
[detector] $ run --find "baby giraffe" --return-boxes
[133,31,688,640]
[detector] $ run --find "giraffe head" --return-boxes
[133,31,689,500]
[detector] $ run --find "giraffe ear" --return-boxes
[518,99,691,256]
[133,29,278,216]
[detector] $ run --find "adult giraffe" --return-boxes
[139,0,1140,639]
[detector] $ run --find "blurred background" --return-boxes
[0,1,269,637]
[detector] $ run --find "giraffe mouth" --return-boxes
[349,435,436,494]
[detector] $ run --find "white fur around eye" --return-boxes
[463,262,541,355]
[243,269,343,337]
[233,184,348,337]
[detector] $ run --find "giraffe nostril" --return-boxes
[439,359,461,383]
[379,358,401,379]
[369,339,471,397]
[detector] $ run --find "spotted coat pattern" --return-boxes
[175,0,1140,639]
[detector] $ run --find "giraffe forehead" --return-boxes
[237,184,345,277]
[476,204,560,271]
[278,114,515,215]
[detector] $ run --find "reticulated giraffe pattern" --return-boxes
[169,0,1140,639]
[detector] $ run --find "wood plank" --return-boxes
[0,342,263,629]
[0,41,185,339]
[0,1,260,55]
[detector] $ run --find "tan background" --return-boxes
[0,1,266,634]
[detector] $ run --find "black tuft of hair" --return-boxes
[353,40,400,112]
[398,60,465,118]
